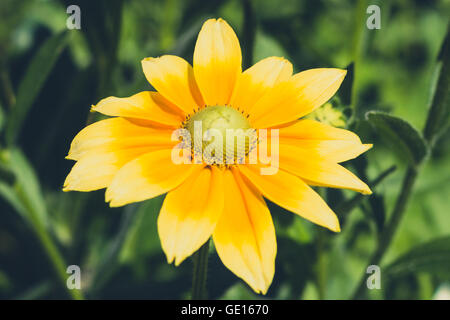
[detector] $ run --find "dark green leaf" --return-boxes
[6,32,68,144]
[119,196,165,264]
[366,111,428,166]
[384,236,450,278]
[0,182,28,219]
[0,148,48,228]
[423,24,450,146]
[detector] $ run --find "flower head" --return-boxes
[64,18,372,294]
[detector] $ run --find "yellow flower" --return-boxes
[64,18,372,294]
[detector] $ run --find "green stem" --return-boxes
[350,0,368,119]
[351,166,418,299]
[191,240,210,300]
[423,24,450,147]
[242,0,256,69]
[34,223,84,300]
[335,165,396,217]
[16,183,84,300]
[316,229,327,300]
[351,25,449,299]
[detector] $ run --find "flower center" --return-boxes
[185,105,254,165]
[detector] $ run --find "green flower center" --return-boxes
[185,105,254,165]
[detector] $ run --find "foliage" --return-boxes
[0,0,449,300]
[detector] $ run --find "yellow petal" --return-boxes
[280,138,372,163]
[141,55,204,114]
[239,165,340,232]
[278,144,372,194]
[105,149,202,207]
[158,166,224,266]
[67,118,175,161]
[63,147,151,192]
[279,119,360,141]
[193,18,242,106]
[251,69,347,128]
[276,119,372,162]
[213,169,276,294]
[92,91,184,127]
[230,57,293,114]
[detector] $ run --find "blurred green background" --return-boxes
[0,0,449,300]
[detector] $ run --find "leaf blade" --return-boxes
[384,236,450,278]
[366,111,428,166]
[423,24,450,146]
[5,31,68,144]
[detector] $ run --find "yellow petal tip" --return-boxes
[362,144,373,152]
[108,201,122,208]
[174,257,184,267]
[259,287,269,295]
[332,68,347,82]
[166,255,175,265]
[328,217,341,232]
[106,194,122,207]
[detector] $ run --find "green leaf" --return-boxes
[423,24,450,146]
[0,182,28,219]
[366,111,428,166]
[0,148,48,228]
[119,195,164,264]
[5,31,68,144]
[0,148,81,299]
[384,236,450,278]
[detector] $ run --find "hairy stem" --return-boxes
[351,26,448,299]
[335,165,396,217]
[351,166,418,299]
[191,240,210,300]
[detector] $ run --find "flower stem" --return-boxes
[34,223,85,300]
[351,166,418,299]
[242,0,256,69]
[13,168,84,300]
[335,165,396,217]
[316,229,327,300]
[350,0,368,118]
[191,240,210,300]
[351,26,449,299]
